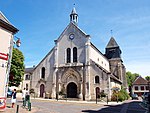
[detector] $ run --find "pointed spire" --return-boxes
[106,37,119,48]
[70,5,78,25]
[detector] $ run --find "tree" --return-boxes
[126,71,140,95]
[145,76,150,81]
[9,48,25,87]
[126,71,140,87]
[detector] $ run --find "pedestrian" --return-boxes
[11,89,17,108]
[25,88,29,101]
[22,88,26,100]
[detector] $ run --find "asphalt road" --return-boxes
[6,98,147,113]
[30,99,146,113]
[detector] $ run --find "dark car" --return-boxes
[132,94,138,100]
[7,88,12,98]
[142,92,150,100]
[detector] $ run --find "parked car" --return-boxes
[132,94,138,100]
[7,88,12,98]
[142,92,150,100]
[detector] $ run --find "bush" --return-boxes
[16,89,22,93]
[30,88,35,94]
[100,92,107,97]
[111,88,129,102]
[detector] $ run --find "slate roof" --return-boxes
[132,76,148,85]
[106,37,119,48]
[0,11,18,34]
[25,67,34,73]
[0,11,10,24]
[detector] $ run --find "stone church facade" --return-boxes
[31,8,127,100]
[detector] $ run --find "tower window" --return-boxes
[67,48,71,63]
[73,47,77,62]
[26,84,28,90]
[25,74,30,80]
[95,76,100,83]
[41,67,45,79]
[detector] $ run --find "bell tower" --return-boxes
[70,7,78,25]
[105,37,127,89]
[105,37,122,59]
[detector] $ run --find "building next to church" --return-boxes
[20,67,34,90]
[30,7,127,100]
[0,11,18,110]
[132,76,149,96]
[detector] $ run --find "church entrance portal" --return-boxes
[67,82,77,98]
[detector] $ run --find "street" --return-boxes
[29,99,146,113]
[6,98,146,113]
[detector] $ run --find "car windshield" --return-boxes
[132,94,137,96]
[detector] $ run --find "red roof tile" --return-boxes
[132,76,148,85]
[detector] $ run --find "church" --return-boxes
[31,7,127,100]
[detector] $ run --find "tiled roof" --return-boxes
[132,76,148,85]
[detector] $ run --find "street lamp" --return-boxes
[14,36,21,47]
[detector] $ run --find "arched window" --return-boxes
[95,76,100,83]
[26,84,28,90]
[73,47,77,62]
[67,48,71,63]
[25,74,30,80]
[41,67,45,79]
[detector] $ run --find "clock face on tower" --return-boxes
[69,34,75,40]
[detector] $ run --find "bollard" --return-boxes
[28,102,31,111]
[16,105,19,113]
[107,95,108,104]
[23,98,26,107]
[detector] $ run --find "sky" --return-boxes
[0,0,150,77]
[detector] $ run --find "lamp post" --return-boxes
[14,37,21,47]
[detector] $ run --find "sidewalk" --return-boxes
[1,97,38,113]
[3,104,38,113]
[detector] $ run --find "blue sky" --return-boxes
[0,0,150,77]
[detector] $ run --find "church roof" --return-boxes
[0,11,18,34]
[56,22,88,42]
[132,76,148,85]
[71,7,77,15]
[106,37,119,48]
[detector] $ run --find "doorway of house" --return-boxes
[67,82,77,98]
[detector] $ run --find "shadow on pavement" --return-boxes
[82,101,146,113]
[6,106,12,108]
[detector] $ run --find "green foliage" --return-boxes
[126,71,140,87]
[145,76,150,81]
[9,48,25,87]
[16,89,22,93]
[30,88,35,94]
[99,92,107,97]
[111,88,129,102]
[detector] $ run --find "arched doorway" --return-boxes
[67,82,77,98]
[40,84,45,97]
[96,87,100,98]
